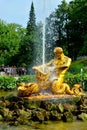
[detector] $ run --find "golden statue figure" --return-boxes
[17,47,83,97]
[33,47,74,94]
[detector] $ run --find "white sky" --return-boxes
[0,0,71,27]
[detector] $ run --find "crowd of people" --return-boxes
[0,65,27,77]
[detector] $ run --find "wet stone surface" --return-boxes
[0,94,87,125]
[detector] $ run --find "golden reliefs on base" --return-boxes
[17,47,83,97]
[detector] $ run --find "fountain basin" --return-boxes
[0,93,87,125]
[24,93,80,102]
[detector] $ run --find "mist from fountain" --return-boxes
[81,68,85,90]
[17,1,83,99]
[42,17,46,66]
[42,0,46,72]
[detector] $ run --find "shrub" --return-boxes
[17,75,36,84]
[0,76,16,90]
[17,74,87,91]
[65,72,82,86]
[69,62,84,74]
[65,72,87,90]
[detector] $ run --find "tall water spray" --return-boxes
[42,18,46,65]
[42,0,53,66]
[42,0,46,67]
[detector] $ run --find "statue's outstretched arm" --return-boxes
[32,60,53,75]
[32,60,53,70]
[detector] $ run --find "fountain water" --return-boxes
[0,1,86,128]
[18,47,83,99]
[42,0,54,68]
[81,68,85,90]
[17,0,83,99]
[42,0,46,68]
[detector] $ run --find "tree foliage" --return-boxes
[66,0,87,60]
[26,2,36,35]
[0,20,25,65]
[0,0,87,67]
[19,2,43,68]
[45,0,69,61]
[45,0,87,60]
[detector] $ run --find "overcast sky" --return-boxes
[0,0,71,27]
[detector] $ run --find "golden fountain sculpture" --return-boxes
[17,47,83,98]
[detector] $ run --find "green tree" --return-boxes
[45,0,69,62]
[26,2,36,35]
[0,20,24,65]
[66,0,87,60]
[19,2,43,70]
[45,0,87,60]
[55,0,68,46]
[18,2,37,67]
